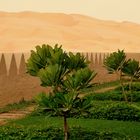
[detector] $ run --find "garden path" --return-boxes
[94,86,118,93]
[0,106,35,125]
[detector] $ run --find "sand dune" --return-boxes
[0,11,140,52]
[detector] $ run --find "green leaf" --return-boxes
[63,68,97,91]
[122,59,140,79]
[38,64,66,87]
[104,50,126,73]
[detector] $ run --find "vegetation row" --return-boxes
[1,44,140,140]
[0,126,135,140]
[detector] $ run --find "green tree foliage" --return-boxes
[122,59,140,102]
[104,50,140,102]
[122,59,140,79]
[104,50,128,101]
[26,44,96,140]
[104,50,126,74]
[26,44,67,76]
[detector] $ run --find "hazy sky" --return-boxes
[0,0,140,23]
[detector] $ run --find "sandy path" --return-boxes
[0,105,35,125]
[94,86,118,93]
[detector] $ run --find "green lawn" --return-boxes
[0,100,34,113]
[8,116,140,138]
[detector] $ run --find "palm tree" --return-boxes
[35,68,96,140]
[36,92,93,140]
[122,59,140,102]
[26,44,68,76]
[26,44,97,140]
[104,50,128,101]
[37,67,96,140]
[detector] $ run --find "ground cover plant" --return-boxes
[0,99,33,114]
[88,83,140,102]
[0,125,136,139]
[2,116,139,139]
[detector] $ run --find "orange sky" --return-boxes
[0,0,140,23]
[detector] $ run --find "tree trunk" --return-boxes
[64,114,68,140]
[119,71,128,102]
[129,77,133,103]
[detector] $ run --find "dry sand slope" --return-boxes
[0,11,140,53]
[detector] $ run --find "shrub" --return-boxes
[0,126,63,140]
[115,83,140,92]
[88,91,123,101]
[0,126,135,140]
[92,102,140,121]
[32,101,140,122]
[69,127,136,140]
[128,91,140,102]
[89,89,140,102]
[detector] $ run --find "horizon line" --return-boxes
[0,10,139,25]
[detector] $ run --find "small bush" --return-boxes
[0,126,135,140]
[89,90,140,102]
[115,83,140,91]
[32,101,140,122]
[91,102,140,121]
[0,126,63,140]
[70,127,136,140]
[127,91,140,102]
[88,91,123,101]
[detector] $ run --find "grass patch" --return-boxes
[7,116,140,139]
[93,81,119,90]
[0,99,34,113]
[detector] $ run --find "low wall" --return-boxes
[0,52,139,106]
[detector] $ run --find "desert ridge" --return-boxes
[0,11,140,52]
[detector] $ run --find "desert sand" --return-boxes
[0,11,140,53]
